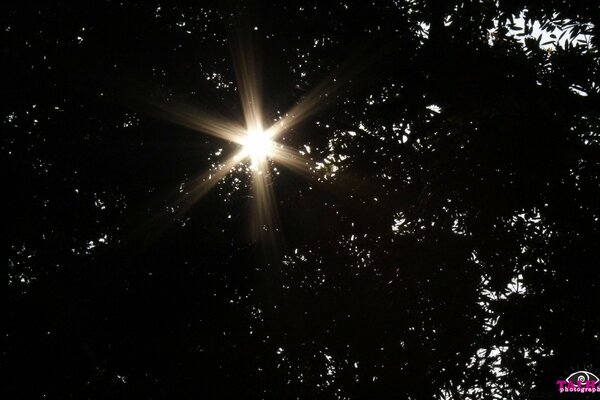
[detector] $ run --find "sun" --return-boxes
[240,128,274,169]
[147,23,340,243]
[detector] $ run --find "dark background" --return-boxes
[4,0,600,398]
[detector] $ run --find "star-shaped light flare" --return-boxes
[149,26,354,244]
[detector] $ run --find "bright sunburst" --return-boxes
[147,21,354,245]
[239,128,274,170]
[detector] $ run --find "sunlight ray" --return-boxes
[175,153,243,214]
[250,161,280,245]
[269,144,313,177]
[154,104,247,144]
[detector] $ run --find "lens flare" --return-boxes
[240,128,274,169]
[138,17,362,248]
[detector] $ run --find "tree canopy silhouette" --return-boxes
[5,0,600,399]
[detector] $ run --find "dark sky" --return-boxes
[5,1,600,399]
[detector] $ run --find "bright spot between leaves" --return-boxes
[241,129,274,169]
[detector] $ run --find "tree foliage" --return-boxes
[5,0,600,399]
